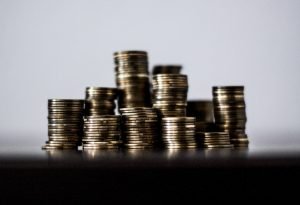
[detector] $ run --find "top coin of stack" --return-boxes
[43,99,84,150]
[114,51,152,109]
[152,74,188,117]
[85,87,118,116]
[120,107,161,150]
[212,86,249,148]
[152,65,182,75]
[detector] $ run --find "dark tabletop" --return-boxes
[0,138,299,203]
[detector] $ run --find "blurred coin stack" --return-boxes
[213,86,249,148]
[195,132,233,149]
[82,115,121,150]
[161,117,196,149]
[120,107,161,150]
[43,99,84,150]
[114,51,152,109]
[82,87,121,150]
[152,65,182,75]
[85,87,118,115]
[152,74,188,117]
[187,100,215,132]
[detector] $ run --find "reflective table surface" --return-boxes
[0,137,299,203]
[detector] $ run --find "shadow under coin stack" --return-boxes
[82,87,121,150]
[161,117,196,149]
[114,51,152,109]
[120,107,160,150]
[195,132,233,149]
[212,86,249,148]
[187,100,215,132]
[152,74,188,117]
[152,65,182,75]
[43,99,84,150]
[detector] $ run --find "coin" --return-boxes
[42,99,85,150]
[195,132,233,149]
[114,50,151,109]
[119,107,161,150]
[152,65,182,75]
[212,86,249,148]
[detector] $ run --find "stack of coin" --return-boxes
[82,115,121,150]
[212,86,249,148]
[120,107,161,150]
[152,65,182,75]
[152,74,188,117]
[195,132,233,149]
[85,87,118,116]
[42,99,84,150]
[114,51,152,109]
[187,100,215,132]
[161,117,196,149]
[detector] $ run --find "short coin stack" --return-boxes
[212,86,249,148]
[82,115,121,150]
[85,87,118,116]
[195,132,233,149]
[152,65,182,75]
[152,74,188,117]
[43,99,84,150]
[120,107,161,150]
[114,51,152,109]
[83,87,120,150]
[187,100,215,132]
[161,117,196,149]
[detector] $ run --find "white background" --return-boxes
[0,0,299,148]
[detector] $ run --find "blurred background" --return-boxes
[0,0,299,149]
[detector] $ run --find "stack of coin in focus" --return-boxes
[120,107,161,150]
[212,86,249,148]
[82,115,121,150]
[42,99,84,150]
[114,51,152,109]
[152,74,188,117]
[187,100,215,132]
[82,87,121,150]
[85,87,118,115]
[161,117,196,149]
[152,65,182,75]
[195,132,233,149]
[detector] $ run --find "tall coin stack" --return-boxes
[152,74,188,117]
[120,107,160,150]
[152,65,182,75]
[212,86,249,148]
[114,51,152,109]
[83,87,121,150]
[82,116,121,150]
[195,132,233,149]
[161,117,196,149]
[43,99,84,150]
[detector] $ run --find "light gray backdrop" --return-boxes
[0,0,299,148]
